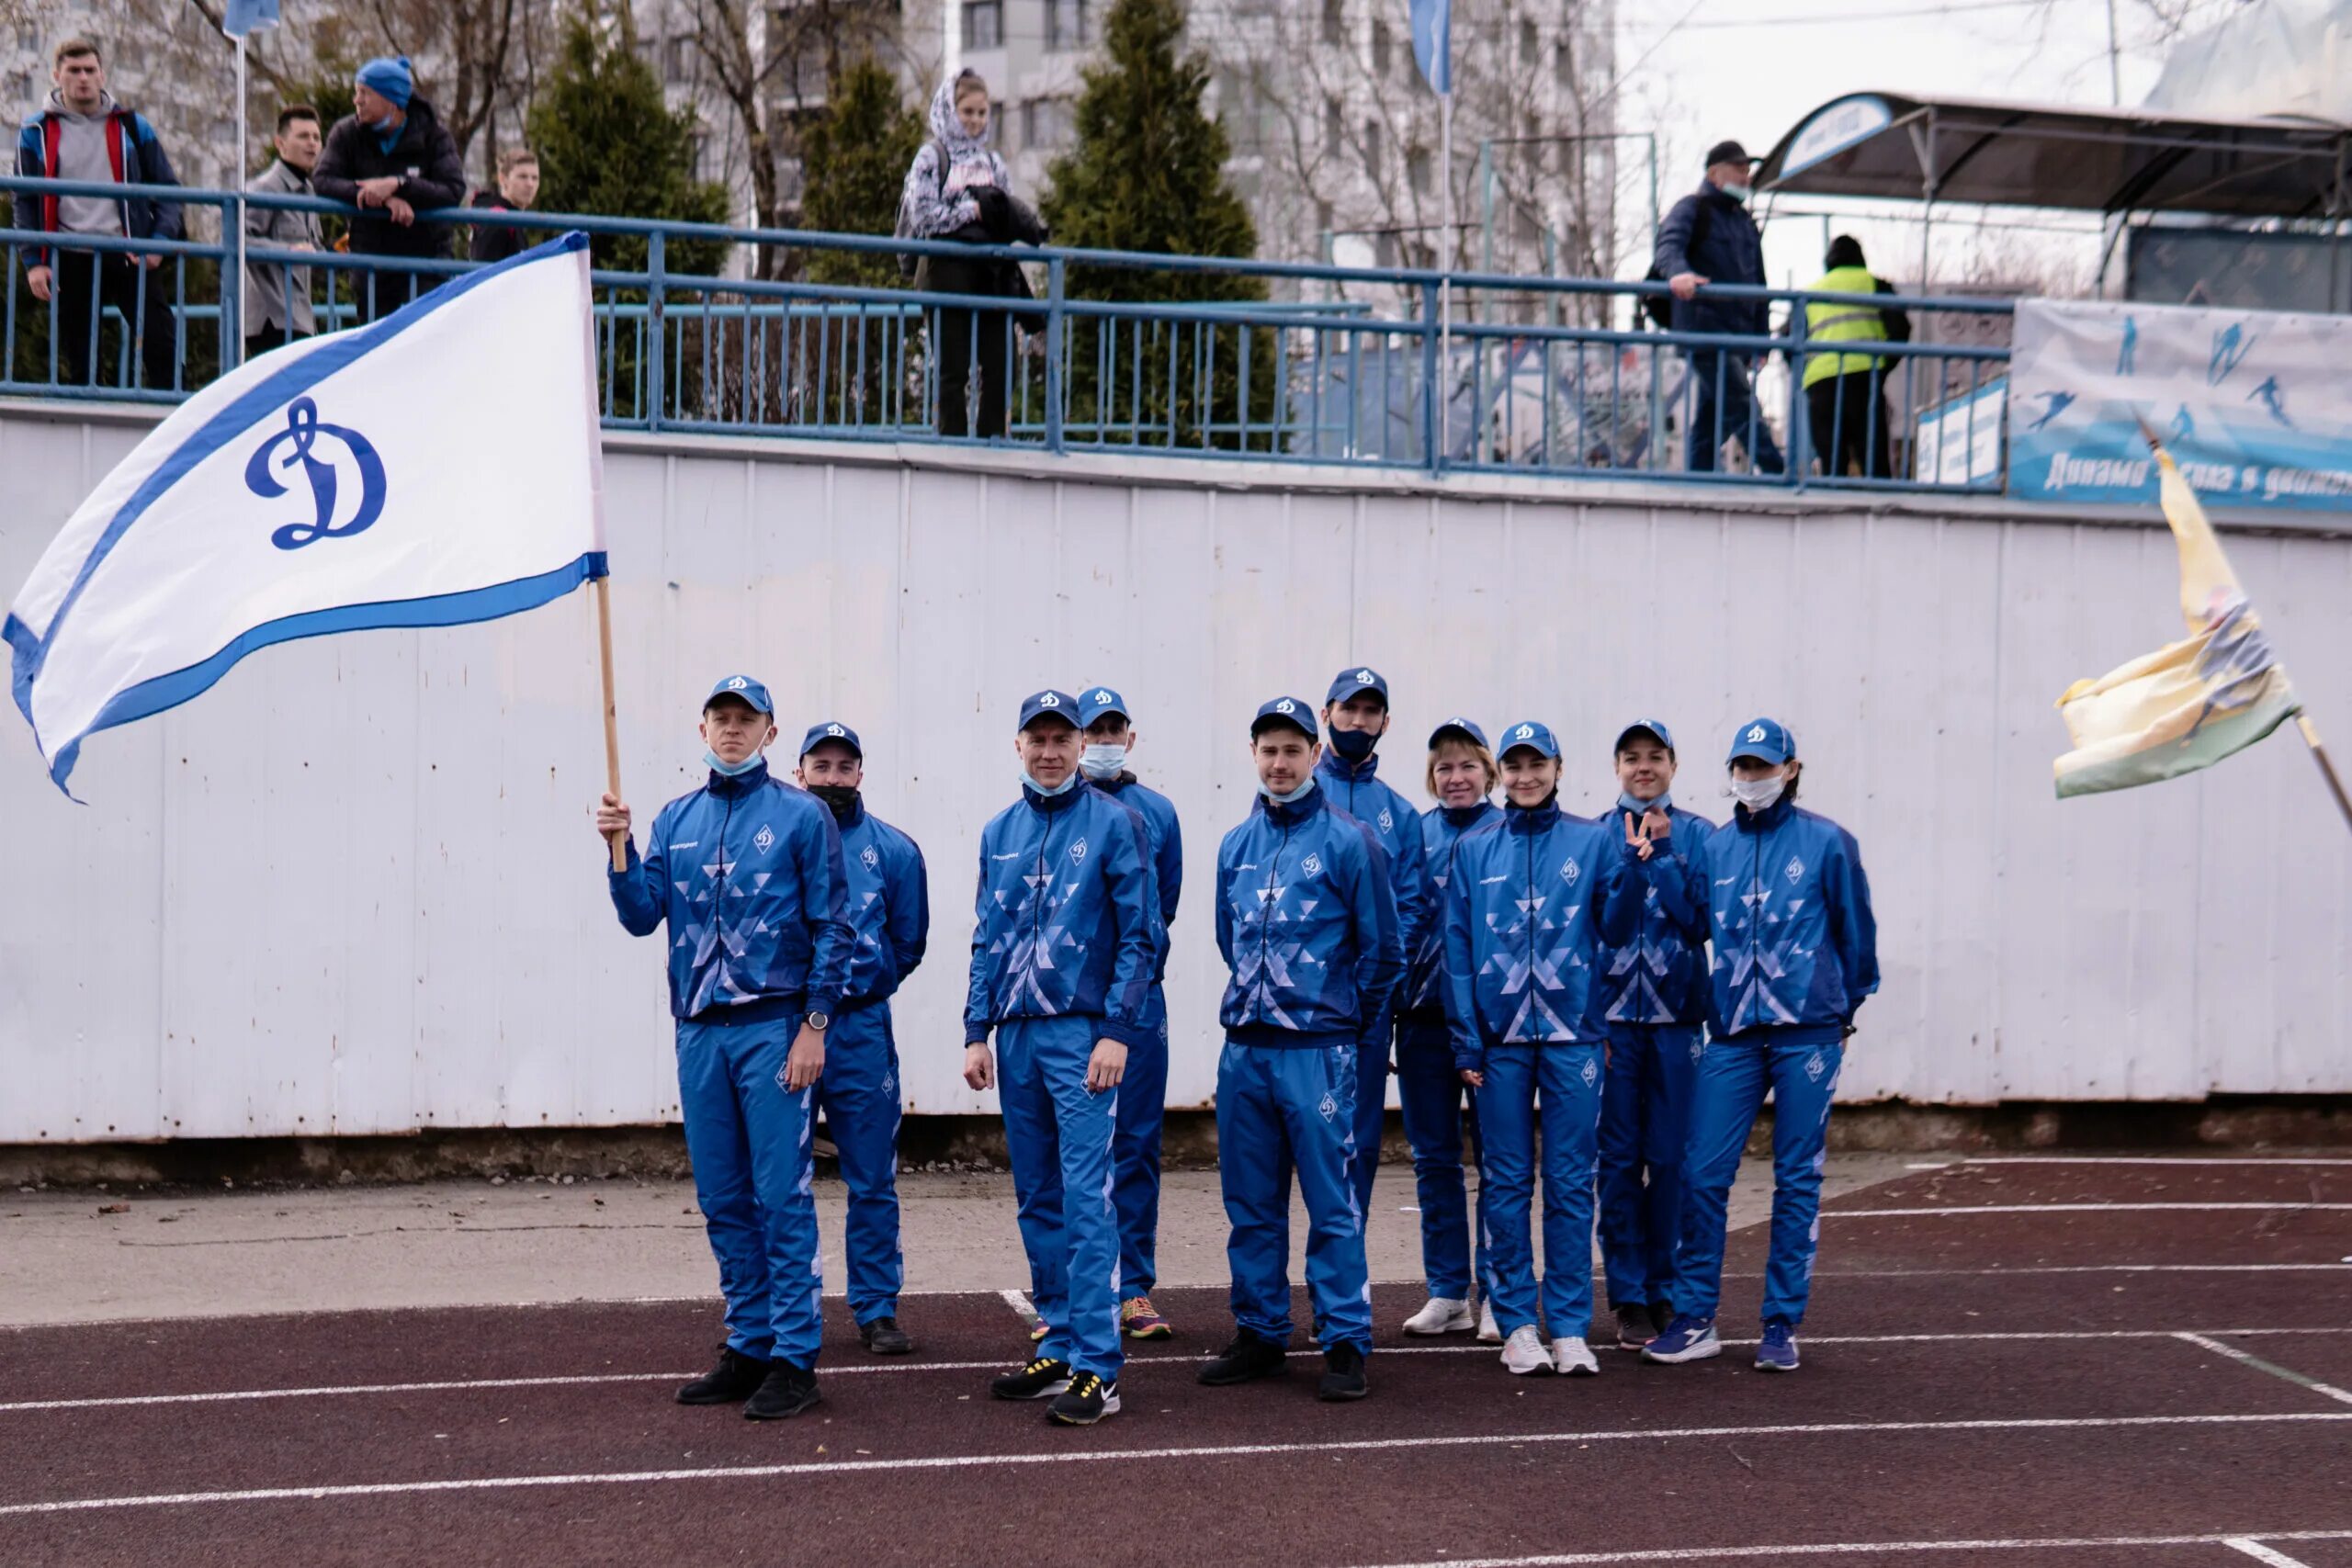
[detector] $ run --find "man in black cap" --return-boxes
[1653,139,1784,476]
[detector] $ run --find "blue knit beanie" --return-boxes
[355,56,413,110]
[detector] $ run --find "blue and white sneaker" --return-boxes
[1640,1314,1722,1364]
[1755,1321,1800,1372]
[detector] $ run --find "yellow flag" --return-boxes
[2052,446,2301,797]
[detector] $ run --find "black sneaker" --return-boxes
[1046,1371,1120,1427]
[742,1361,821,1421]
[859,1316,914,1356]
[1317,1342,1369,1402]
[991,1357,1073,1401]
[675,1345,771,1405]
[1197,1332,1289,1386]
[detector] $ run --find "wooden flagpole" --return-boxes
[2299,715,2352,834]
[595,577,627,871]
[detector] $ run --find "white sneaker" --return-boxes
[1476,1298,1502,1344]
[1402,1295,1474,1336]
[1552,1337,1600,1376]
[1500,1325,1554,1375]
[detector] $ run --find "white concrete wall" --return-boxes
[3,403,2347,1142]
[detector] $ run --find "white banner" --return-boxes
[6,234,607,794]
[2008,298,2352,511]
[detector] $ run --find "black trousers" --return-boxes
[1806,373,1894,479]
[245,322,303,363]
[925,253,1010,439]
[46,249,177,389]
[352,263,433,323]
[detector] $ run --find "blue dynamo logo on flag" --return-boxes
[5,232,608,795]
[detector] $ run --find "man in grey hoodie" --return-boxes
[15,39,183,389]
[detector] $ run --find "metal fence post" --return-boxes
[1045,254,1065,455]
[1421,279,1442,475]
[219,193,243,375]
[1786,297,1809,491]
[646,231,666,433]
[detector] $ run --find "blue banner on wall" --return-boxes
[2007,299,2352,512]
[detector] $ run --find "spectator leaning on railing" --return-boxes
[243,105,323,361]
[15,37,182,390]
[312,55,466,322]
[469,147,540,265]
[1653,139,1783,477]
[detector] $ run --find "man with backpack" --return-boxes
[1651,140,1783,477]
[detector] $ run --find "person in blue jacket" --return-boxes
[1396,716,1501,1341]
[1198,696,1402,1403]
[595,675,853,1422]
[1317,667,1429,1224]
[793,721,929,1358]
[1443,720,1643,1379]
[1594,719,1715,1352]
[964,689,1163,1427]
[1074,683,1185,1343]
[1643,717,1879,1374]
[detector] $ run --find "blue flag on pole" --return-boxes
[222,0,281,37]
[1409,0,1452,94]
[5,233,608,795]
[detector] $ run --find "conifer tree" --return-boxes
[800,56,925,290]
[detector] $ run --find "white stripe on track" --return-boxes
[1956,1156,2352,1168]
[997,1289,1039,1326]
[2,1412,2348,1517]
[1828,1203,2352,1217]
[1354,1529,2352,1567]
[6,1328,2348,1415]
[2176,1333,2352,1407]
[2223,1541,2322,1568]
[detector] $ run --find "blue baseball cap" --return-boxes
[1614,718,1677,755]
[1429,715,1489,750]
[1497,719,1560,760]
[798,720,862,759]
[1326,666,1390,707]
[705,674,773,715]
[1017,688,1080,730]
[1727,716,1795,764]
[1075,685,1131,728]
[1250,695,1319,741]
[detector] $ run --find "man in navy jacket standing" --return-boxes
[1654,139,1785,476]
[795,720,929,1357]
[596,676,853,1421]
[966,690,1163,1427]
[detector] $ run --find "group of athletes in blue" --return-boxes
[593,664,1879,1428]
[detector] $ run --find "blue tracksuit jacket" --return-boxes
[1442,799,1645,1073]
[1662,795,1879,1041]
[1215,784,1404,1047]
[1401,801,1502,1019]
[965,780,1162,1049]
[1315,753,1429,959]
[607,761,853,1022]
[1598,804,1717,1026]
[1090,772,1182,1032]
[834,798,930,1007]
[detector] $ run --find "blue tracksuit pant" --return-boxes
[1112,1007,1169,1302]
[814,1002,904,1325]
[1216,1038,1373,1353]
[1671,1032,1843,1327]
[998,1015,1124,1382]
[1395,1014,1483,1302]
[1597,1022,1702,1313]
[676,1012,823,1370]
[1476,1042,1603,1341]
[1350,1027,1391,1221]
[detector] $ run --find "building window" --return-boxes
[1364,118,1384,183]
[1324,95,1342,151]
[1407,145,1430,196]
[1370,17,1392,75]
[1023,96,1076,149]
[964,0,1003,51]
[1316,199,1334,237]
[1046,0,1092,51]
[666,37,695,83]
[1321,0,1342,47]
[1520,17,1539,63]
[1555,39,1575,90]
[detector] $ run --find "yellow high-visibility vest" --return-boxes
[1802,265,1889,389]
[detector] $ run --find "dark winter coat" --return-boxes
[313,96,468,260]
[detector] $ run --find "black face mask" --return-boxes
[807,783,859,822]
[1329,727,1378,762]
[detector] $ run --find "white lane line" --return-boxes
[997,1289,1039,1327]
[2,1411,2347,1518]
[1816,1264,2352,1275]
[8,1329,2351,1415]
[1356,1530,2352,1567]
[2175,1333,2352,1408]
[2223,1541,2321,1568]
[1956,1156,2352,1168]
[1828,1203,2352,1217]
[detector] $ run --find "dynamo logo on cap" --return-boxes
[1038,692,1060,708]
[1514,724,1534,740]
[826,723,844,737]
[1276,698,1295,714]
[1356,669,1374,684]
[1746,723,1767,742]
[727,677,747,691]
[1093,689,1114,703]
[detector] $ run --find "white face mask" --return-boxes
[1730,773,1785,811]
[1079,743,1128,780]
[1721,182,1752,203]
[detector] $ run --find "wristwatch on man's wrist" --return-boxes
[805,1011,830,1034]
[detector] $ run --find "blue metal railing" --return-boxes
[0,175,2017,493]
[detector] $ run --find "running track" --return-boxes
[3,1155,2349,1566]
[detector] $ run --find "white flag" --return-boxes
[6,233,606,795]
